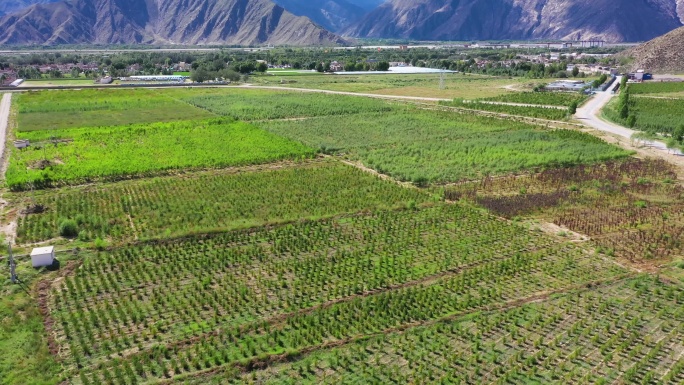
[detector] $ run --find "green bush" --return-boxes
[58,219,78,237]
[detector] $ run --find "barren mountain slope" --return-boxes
[619,26,684,73]
[272,0,366,32]
[0,0,347,45]
[345,0,684,42]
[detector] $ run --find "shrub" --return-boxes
[94,237,107,251]
[58,219,78,237]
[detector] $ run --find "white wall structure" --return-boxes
[30,246,55,268]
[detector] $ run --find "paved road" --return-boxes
[575,77,682,155]
[0,93,11,164]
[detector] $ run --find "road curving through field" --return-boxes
[575,77,682,156]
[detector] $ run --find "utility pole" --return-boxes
[439,68,446,90]
[8,243,17,284]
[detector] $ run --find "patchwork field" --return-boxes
[2,81,683,385]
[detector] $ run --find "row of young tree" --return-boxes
[0,46,621,81]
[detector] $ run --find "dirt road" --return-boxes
[0,93,11,164]
[238,84,453,102]
[575,77,682,155]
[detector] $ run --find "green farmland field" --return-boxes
[604,93,684,136]
[15,161,429,243]
[7,118,314,189]
[628,82,684,95]
[15,89,215,131]
[481,91,588,107]
[260,109,631,184]
[178,88,396,120]
[442,99,570,120]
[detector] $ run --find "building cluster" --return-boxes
[626,70,652,82]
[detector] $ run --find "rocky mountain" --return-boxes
[0,0,58,16]
[346,0,386,10]
[619,26,684,73]
[272,0,366,31]
[345,0,684,43]
[0,0,348,45]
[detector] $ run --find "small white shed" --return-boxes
[31,246,55,268]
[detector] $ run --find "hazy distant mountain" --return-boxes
[272,0,366,31]
[345,0,684,43]
[0,0,348,45]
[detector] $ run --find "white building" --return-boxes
[31,246,55,268]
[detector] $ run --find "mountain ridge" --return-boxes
[345,0,684,43]
[0,0,348,46]
[1,0,684,45]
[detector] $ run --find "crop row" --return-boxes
[222,276,684,384]
[604,95,684,136]
[441,99,570,120]
[49,204,626,384]
[16,161,429,243]
[51,204,553,362]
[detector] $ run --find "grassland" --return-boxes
[7,118,314,189]
[15,161,429,243]
[15,89,215,131]
[260,109,631,184]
